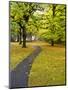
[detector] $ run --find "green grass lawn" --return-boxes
[10,41,65,86]
[10,42,34,70]
[28,42,65,87]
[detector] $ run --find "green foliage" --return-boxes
[10,2,42,41]
[39,4,66,44]
[10,2,66,45]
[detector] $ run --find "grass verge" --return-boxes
[28,42,65,87]
[10,42,34,70]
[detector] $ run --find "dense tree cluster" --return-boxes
[10,2,66,47]
[39,4,66,46]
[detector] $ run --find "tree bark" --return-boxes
[51,39,54,46]
[53,5,56,16]
[19,28,22,44]
[50,5,56,46]
[30,33,32,42]
[22,26,26,48]
[17,33,19,42]
[22,15,29,47]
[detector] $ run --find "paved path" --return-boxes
[9,46,41,88]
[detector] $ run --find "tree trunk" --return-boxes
[53,5,56,16]
[30,33,32,42]
[22,26,26,48]
[17,33,19,42]
[51,39,54,46]
[50,5,56,46]
[19,28,22,44]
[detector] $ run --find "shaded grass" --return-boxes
[28,42,65,87]
[10,42,34,70]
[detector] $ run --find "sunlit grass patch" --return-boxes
[10,42,34,70]
[28,44,65,86]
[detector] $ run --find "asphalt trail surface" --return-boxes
[9,46,41,88]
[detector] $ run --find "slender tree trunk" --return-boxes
[17,33,19,42]
[19,28,22,44]
[51,39,54,46]
[22,26,26,48]
[53,5,56,16]
[30,35,32,42]
[50,5,56,46]
[30,33,32,42]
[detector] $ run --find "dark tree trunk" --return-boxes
[53,5,56,16]
[22,26,26,48]
[51,39,54,46]
[18,22,22,45]
[22,15,29,48]
[19,28,22,44]
[50,5,56,46]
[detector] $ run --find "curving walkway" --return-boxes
[9,46,42,89]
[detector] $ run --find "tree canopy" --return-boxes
[10,2,66,47]
[39,4,66,45]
